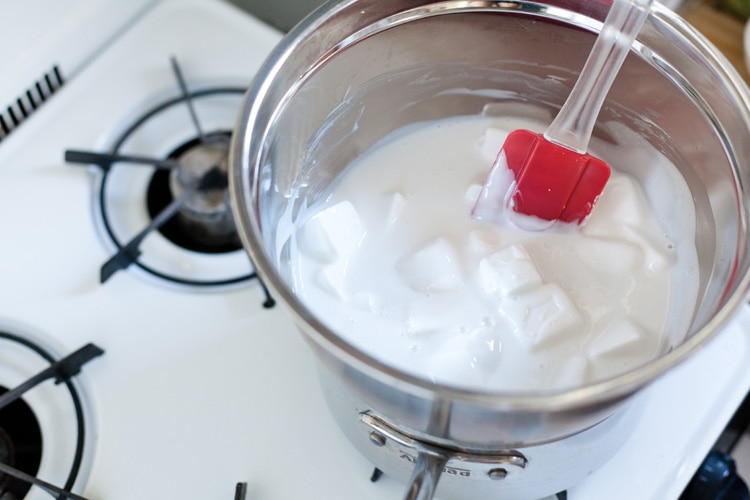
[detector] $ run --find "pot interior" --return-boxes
[233,0,750,404]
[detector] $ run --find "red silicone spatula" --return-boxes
[473,0,654,226]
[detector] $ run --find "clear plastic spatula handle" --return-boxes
[544,0,654,153]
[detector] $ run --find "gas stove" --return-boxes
[0,0,749,499]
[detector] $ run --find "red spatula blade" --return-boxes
[503,129,610,224]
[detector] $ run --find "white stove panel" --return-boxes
[0,0,747,499]
[0,0,158,139]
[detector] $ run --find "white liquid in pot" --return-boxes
[286,115,699,392]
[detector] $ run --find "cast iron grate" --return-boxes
[64,57,274,307]
[0,332,103,500]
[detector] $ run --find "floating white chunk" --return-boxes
[297,201,365,263]
[313,265,347,300]
[314,267,381,312]
[479,244,542,298]
[464,328,504,381]
[584,176,647,232]
[573,237,642,275]
[467,227,503,254]
[423,335,485,386]
[478,127,507,163]
[499,284,583,349]
[396,238,463,292]
[587,318,645,358]
[627,228,676,274]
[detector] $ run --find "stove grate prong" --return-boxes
[0,343,104,411]
[234,482,247,500]
[257,277,275,309]
[0,461,91,500]
[100,181,198,283]
[370,468,383,482]
[99,167,225,283]
[65,149,179,171]
[170,56,206,143]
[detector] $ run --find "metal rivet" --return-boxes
[368,432,387,447]
[487,468,508,480]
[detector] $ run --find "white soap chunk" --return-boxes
[478,127,507,163]
[642,244,674,274]
[423,335,485,386]
[296,222,336,263]
[405,293,481,336]
[396,238,463,292]
[297,201,365,263]
[628,228,676,274]
[573,237,641,275]
[587,318,644,358]
[479,244,542,298]
[586,176,676,274]
[584,176,647,234]
[313,265,347,300]
[314,266,380,312]
[500,284,583,349]
[465,328,504,380]
[467,228,503,254]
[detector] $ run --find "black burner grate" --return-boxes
[64,57,274,307]
[0,332,103,500]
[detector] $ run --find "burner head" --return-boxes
[169,135,238,249]
[147,131,243,255]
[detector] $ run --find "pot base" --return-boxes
[361,406,639,499]
[318,364,643,500]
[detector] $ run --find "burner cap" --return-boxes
[150,132,241,254]
[0,326,99,499]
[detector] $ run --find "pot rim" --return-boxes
[229,0,750,413]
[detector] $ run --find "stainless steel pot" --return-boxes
[229,0,750,498]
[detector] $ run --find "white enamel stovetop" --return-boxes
[0,1,748,499]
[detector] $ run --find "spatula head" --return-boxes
[502,129,610,224]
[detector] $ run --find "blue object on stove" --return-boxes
[681,450,750,500]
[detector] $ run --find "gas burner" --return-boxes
[147,131,238,254]
[64,58,274,304]
[0,326,102,500]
